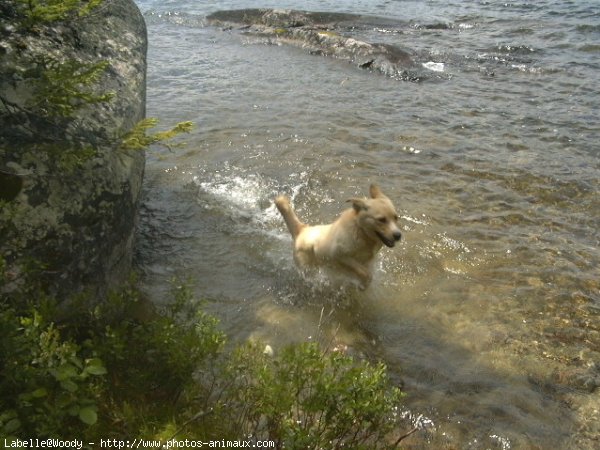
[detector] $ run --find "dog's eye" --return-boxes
[378,217,387,224]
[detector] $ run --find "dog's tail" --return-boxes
[274,195,305,239]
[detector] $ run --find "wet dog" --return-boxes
[275,184,402,288]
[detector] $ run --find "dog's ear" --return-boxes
[347,197,368,212]
[369,184,385,199]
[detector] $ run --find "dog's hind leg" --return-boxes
[275,195,305,239]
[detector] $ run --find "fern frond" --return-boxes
[31,58,114,117]
[15,0,103,23]
[121,120,193,151]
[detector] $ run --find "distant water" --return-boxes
[134,1,599,448]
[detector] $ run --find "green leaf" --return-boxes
[51,364,78,381]
[3,417,21,434]
[78,407,98,425]
[86,365,108,375]
[31,388,48,398]
[56,392,73,408]
[70,355,83,369]
[60,379,78,393]
[68,404,80,417]
[84,358,107,376]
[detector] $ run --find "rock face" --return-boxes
[207,9,417,80]
[0,0,147,301]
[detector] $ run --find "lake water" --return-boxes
[133,1,599,448]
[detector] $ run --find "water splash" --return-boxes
[423,61,445,72]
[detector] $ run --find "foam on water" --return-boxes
[191,164,309,235]
[422,61,445,72]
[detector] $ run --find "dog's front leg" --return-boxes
[339,258,372,289]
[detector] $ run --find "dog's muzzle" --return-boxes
[377,230,402,248]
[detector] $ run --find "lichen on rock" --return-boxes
[0,0,147,301]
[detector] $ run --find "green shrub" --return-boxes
[0,306,106,439]
[0,268,225,441]
[207,342,405,448]
[87,279,224,406]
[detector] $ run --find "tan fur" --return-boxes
[275,184,401,288]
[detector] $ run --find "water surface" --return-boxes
[134,1,600,448]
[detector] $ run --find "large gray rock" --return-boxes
[0,0,147,301]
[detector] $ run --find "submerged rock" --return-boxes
[207,9,419,80]
[0,0,147,301]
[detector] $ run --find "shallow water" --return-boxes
[134,1,599,448]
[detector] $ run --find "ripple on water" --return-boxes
[137,1,600,447]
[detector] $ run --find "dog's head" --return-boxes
[348,184,402,248]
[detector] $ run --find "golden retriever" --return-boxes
[275,184,402,288]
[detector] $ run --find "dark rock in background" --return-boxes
[206,8,418,80]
